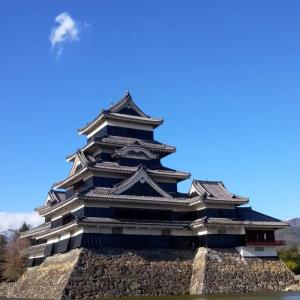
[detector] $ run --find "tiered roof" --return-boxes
[36,92,189,214]
[66,136,176,161]
[28,91,288,247]
[78,91,163,136]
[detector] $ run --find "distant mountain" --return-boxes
[276,218,300,248]
[288,218,300,227]
[0,229,16,240]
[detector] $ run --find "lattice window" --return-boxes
[218,229,226,234]
[255,247,265,252]
[112,227,123,235]
[161,229,171,236]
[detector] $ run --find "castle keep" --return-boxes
[1,91,295,299]
[21,91,288,265]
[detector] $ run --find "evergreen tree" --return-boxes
[18,222,31,233]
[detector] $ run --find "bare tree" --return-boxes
[0,235,7,282]
[3,223,30,282]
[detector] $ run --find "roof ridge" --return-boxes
[108,90,150,118]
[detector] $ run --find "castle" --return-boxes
[21,91,288,266]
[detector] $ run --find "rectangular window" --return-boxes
[218,229,226,234]
[255,247,265,252]
[161,229,171,236]
[112,227,123,235]
[62,214,75,225]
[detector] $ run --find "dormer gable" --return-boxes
[68,151,94,177]
[44,189,66,206]
[189,180,249,205]
[112,166,171,198]
[112,144,158,160]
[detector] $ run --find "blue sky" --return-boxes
[0,1,299,227]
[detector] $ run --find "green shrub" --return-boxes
[285,261,300,274]
[279,247,300,275]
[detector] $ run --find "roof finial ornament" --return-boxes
[125,89,131,97]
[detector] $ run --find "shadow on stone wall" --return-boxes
[0,247,297,299]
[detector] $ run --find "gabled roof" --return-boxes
[68,150,95,177]
[189,180,249,205]
[78,92,163,135]
[107,90,149,118]
[112,166,171,198]
[44,189,66,206]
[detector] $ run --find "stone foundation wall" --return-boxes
[193,248,297,294]
[0,247,297,299]
[0,282,15,297]
[63,248,194,299]
[0,249,81,299]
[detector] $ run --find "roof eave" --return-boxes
[203,199,249,205]
[36,222,79,240]
[80,195,188,206]
[66,139,175,161]
[78,113,105,135]
[53,167,89,189]
[36,195,79,216]
[57,164,190,184]
[20,223,51,239]
[78,113,163,136]
[78,218,189,229]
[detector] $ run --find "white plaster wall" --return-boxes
[29,249,45,259]
[193,203,236,211]
[207,226,245,235]
[196,228,208,236]
[61,232,71,240]
[83,225,193,236]
[47,237,59,244]
[50,200,84,220]
[236,245,278,257]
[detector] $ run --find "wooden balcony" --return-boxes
[247,240,286,246]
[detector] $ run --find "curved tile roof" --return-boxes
[191,180,249,204]
[78,92,163,135]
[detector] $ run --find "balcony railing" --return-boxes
[247,240,286,246]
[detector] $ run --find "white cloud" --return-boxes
[0,212,43,232]
[49,12,83,57]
